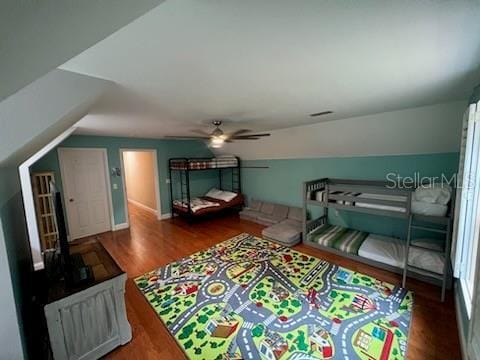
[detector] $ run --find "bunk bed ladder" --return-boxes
[181,168,191,213]
[401,215,413,290]
[402,216,452,302]
[170,164,192,218]
[232,166,241,193]
[169,164,174,218]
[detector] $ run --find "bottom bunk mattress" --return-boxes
[308,224,368,255]
[173,197,220,213]
[173,194,244,215]
[308,225,445,274]
[358,234,405,268]
[358,234,445,274]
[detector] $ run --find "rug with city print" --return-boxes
[135,233,413,360]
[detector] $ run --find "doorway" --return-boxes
[120,149,161,223]
[58,148,114,240]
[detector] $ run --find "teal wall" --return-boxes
[31,136,459,239]
[31,135,216,226]
[470,83,480,104]
[0,167,32,358]
[241,152,459,239]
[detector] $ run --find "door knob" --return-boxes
[69,198,74,202]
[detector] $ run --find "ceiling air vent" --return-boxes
[310,111,333,117]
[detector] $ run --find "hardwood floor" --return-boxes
[93,203,461,360]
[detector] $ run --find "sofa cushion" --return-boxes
[250,199,263,211]
[256,213,285,226]
[263,222,302,246]
[260,202,275,215]
[272,204,289,219]
[239,209,261,221]
[287,206,303,221]
[280,218,302,230]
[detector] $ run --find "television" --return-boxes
[50,181,93,287]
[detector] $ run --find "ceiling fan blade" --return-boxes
[227,129,251,137]
[190,129,212,137]
[232,137,261,140]
[164,135,210,140]
[232,133,270,139]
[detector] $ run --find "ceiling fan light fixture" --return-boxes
[212,128,224,137]
[170,119,271,145]
[210,135,225,148]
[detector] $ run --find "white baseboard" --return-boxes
[161,213,172,220]
[455,282,468,360]
[128,199,158,215]
[113,222,129,231]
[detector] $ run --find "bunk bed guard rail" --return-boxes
[305,178,413,223]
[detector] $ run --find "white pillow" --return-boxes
[206,188,237,202]
[413,183,452,205]
[205,188,223,198]
[408,247,445,274]
[411,238,444,252]
[214,190,238,202]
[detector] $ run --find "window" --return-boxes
[453,101,480,317]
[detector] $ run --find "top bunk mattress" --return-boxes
[330,191,448,217]
[354,193,407,213]
[170,156,238,170]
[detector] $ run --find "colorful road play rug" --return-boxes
[135,233,413,360]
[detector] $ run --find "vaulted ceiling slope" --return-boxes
[0,70,113,165]
[0,0,165,101]
[60,0,480,138]
[214,101,466,160]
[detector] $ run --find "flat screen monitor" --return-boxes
[49,181,71,272]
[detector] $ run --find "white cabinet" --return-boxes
[45,274,131,360]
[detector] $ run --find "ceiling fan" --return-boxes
[165,120,271,148]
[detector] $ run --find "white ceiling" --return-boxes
[60,0,480,138]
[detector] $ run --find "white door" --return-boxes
[58,148,112,240]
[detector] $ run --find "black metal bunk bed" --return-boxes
[169,156,243,220]
[303,178,454,301]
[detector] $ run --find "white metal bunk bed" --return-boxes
[303,178,454,301]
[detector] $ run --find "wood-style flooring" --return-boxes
[85,203,461,359]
